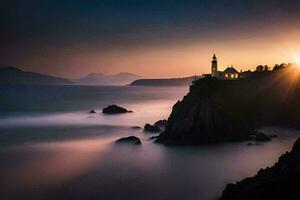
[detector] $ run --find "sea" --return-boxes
[0,85,299,200]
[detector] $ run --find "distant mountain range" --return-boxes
[0,66,72,85]
[0,66,196,86]
[130,76,196,86]
[73,72,141,85]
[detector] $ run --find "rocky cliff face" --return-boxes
[156,67,300,145]
[220,136,300,200]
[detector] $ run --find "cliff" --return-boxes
[220,136,300,200]
[156,67,300,145]
[130,76,195,86]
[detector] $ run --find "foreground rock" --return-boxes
[144,124,161,133]
[220,136,300,200]
[115,136,141,145]
[154,119,167,127]
[156,68,300,145]
[102,105,132,114]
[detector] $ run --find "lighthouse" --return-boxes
[211,54,218,76]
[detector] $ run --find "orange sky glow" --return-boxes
[21,28,300,79]
[3,1,300,79]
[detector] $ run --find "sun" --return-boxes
[292,54,300,65]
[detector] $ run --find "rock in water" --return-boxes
[102,105,131,114]
[131,126,142,129]
[220,136,300,200]
[148,136,159,140]
[144,124,161,133]
[115,136,141,145]
[251,132,271,142]
[89,110,97,114]
[269,134,278,138]
[154,119,167,127]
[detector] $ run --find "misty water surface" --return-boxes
[0,85,299,200]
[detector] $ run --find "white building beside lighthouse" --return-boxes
[211,54,239,80]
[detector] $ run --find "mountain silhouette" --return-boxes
[0,66,72,85]
[74,72,141,85]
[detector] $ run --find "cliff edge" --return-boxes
[156,67,300,145]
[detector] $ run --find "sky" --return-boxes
[1,0,300,78]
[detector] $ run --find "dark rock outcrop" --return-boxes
[89,110,97,114]
[131,126,142,129]
[154,119,167,127]
[102,105,132,114]
[156,67,300,145]
[144,124,161,133]
[247,142,262,146]
[250,132,272,142]
[220,136,300,200]
[115,136,141,145]
[148,136,159,140]
[269,134,278,138]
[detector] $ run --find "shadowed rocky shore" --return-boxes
[220,136,300,200]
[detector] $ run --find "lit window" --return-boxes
[225,74,228,78]
[235,74,238,78]
[231,74,234,78]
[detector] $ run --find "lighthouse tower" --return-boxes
[211,54,218,76]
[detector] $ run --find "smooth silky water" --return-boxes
[0,85,298,200]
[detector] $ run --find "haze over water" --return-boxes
[0,85,299,200]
